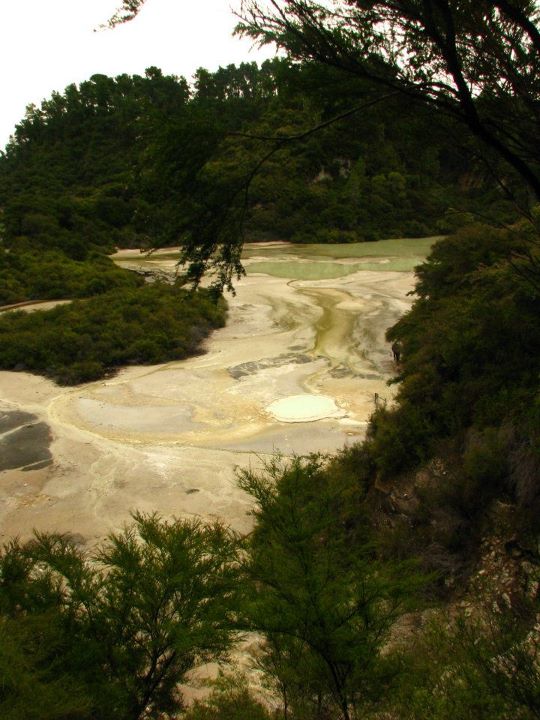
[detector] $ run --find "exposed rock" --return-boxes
[128,267,176,284]
[228,353,313,379]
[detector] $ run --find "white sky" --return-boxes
[0,0,275,150]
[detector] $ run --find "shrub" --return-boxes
[183,675,271,720]
[0,514,241,720]
[0,284,227,384]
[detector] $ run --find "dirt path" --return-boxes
[0,299,72,313]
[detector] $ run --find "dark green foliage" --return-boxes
[237,1,540,200]
[0,69,190,251]
[376,225,540,479]
[0,284,226,384]
[0,248,141,305]
[0,60,515,292]
[183,674,272,720]
[392,604,540,720]
[331,222,540,580]
[0,613,93,720]
[238,455,424,720]
[0,514,241,720]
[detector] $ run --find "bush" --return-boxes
[55,360,106,385]
[0,283,227,384]
[183,675,271,720]
[0,514,241,720]
[392,604,540,720]
[238,455,425,719]
[383,225,540,479]
[462,427,509,508]
[0,248,141,306]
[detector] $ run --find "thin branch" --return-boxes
[493,0,540,55]
[214,90,402,276]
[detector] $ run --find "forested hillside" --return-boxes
[1,2,540,715]
[0,59,517,296]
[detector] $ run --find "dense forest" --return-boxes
[1,0,540,718]
[0,58,519,294]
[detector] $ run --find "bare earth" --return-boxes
[0,243,417,545]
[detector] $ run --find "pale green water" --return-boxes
[244,236,439,279]
[242,236,439,260]
[247,257,424,279]
[115,236,439,280]
[247,261,359,280]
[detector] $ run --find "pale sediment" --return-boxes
[0,244,418,543]
[266,394,345,422]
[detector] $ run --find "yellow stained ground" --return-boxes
[0,242,420,544]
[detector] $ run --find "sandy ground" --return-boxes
[0,299,73,314]
[0,244,416,545]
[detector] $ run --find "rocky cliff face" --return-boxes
[370,456,540,606]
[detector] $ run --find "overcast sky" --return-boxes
[0,0,275,150]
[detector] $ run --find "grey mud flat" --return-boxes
[0,410,52,472]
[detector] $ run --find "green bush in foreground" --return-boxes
[183,674,272,720]
[0,514,240,720]
[0,283,226,384]
[2,457,540,720]
[238,455,425,720]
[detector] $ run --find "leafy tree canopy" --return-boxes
[236,0,540,200]
[1,60,518,293]
[106,1,540,201]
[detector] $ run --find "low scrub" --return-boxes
[0,283,226,384]
[0,249,142,306]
